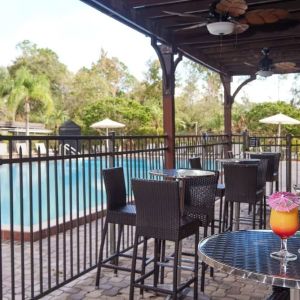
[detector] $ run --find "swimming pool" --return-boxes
[0,157,163,230]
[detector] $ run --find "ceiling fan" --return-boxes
[246,48,300,77]
[164,0,290,35]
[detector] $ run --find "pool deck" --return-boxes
[46,204,272,300]
[2,160,296,299]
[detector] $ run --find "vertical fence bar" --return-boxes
[69,145,74,277]
[94,139,99,262]
[82,144,87,270]
[37,148,43,294]
[45,142,51,290]
[29,140,34,298]
[62,140,67,281]
[54,144,60,286]
[76,139,80,273]
[88,140,92,267]
[19,149,25,300]
[108,133,116,258]
[286,134,292,192]
[9,140,15,300]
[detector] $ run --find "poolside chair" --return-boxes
[130,179,199,300]
[35,143,47,155]
[15,142,28,156]
[95,167,147,289]
[0,142,9,157]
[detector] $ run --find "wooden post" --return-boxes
[152,39,182,168]
[221,75,233,136]
[221,75,256,154]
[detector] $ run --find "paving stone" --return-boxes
[101,287,121,297]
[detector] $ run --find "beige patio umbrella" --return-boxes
[90,118,125,149]
[259,113,300,137]
[90,118,125,136]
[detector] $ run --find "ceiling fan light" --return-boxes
[256,70,273,77]
[206,21,234,35]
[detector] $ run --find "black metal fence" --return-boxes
[0,134,166,299]
[0,132,299,299]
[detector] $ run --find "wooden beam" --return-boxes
[232,75,256,99]
[152,39,181,168]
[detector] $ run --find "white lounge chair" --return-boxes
[35,143,47,155]
[0,142,8,157]
[15,142,28,156]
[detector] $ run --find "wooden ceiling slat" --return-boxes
[82,0,300,76]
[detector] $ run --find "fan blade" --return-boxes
[273,62,296,69]
[163,11,202,19]
[216,0,248,17]
[174,22,207,32]
[274,67,300,73]
[245,9,289,25]
[244,62,256,67]
[273,62,300,72]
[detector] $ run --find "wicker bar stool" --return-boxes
[189,156,225,232]
[95,167,147,288]
[183,173,219,292]
[130,179,199,300]
[223,160,267,231]
[249,152,281,193]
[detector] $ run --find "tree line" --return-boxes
[0,40,300,136]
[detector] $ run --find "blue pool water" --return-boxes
[0,157,163,228]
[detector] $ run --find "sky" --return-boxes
[0,0,296,103]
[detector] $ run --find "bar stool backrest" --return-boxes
[224,163,259,204]
[249,153,280,182]
[184,173,219,221]
[102,167,127,211]
[132,179,181,241]
[189,157,202,169]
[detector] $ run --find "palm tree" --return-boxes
[6,67,53,135]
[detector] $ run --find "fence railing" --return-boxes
[0,134,166,299]
[0,132,299,299]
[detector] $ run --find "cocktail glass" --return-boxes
[270,207,299,261]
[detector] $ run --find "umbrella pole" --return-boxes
[106,127,109,149]
[277,123,281,145]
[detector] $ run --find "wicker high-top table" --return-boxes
[198,230,300,300]
[149,168,215,287]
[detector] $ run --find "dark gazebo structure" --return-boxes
[81,0,300,168]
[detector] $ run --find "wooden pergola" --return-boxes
[81,0,300,167]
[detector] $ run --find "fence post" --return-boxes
[286,134,292,192]
[108,131,115,168]
[108,131,116,258]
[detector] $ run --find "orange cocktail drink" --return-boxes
[268,192,300,261]
[270,208,299,239]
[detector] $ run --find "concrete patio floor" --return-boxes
[45,203,273,300]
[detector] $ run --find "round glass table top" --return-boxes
[149,168,214,178]
[198,230,300,289]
